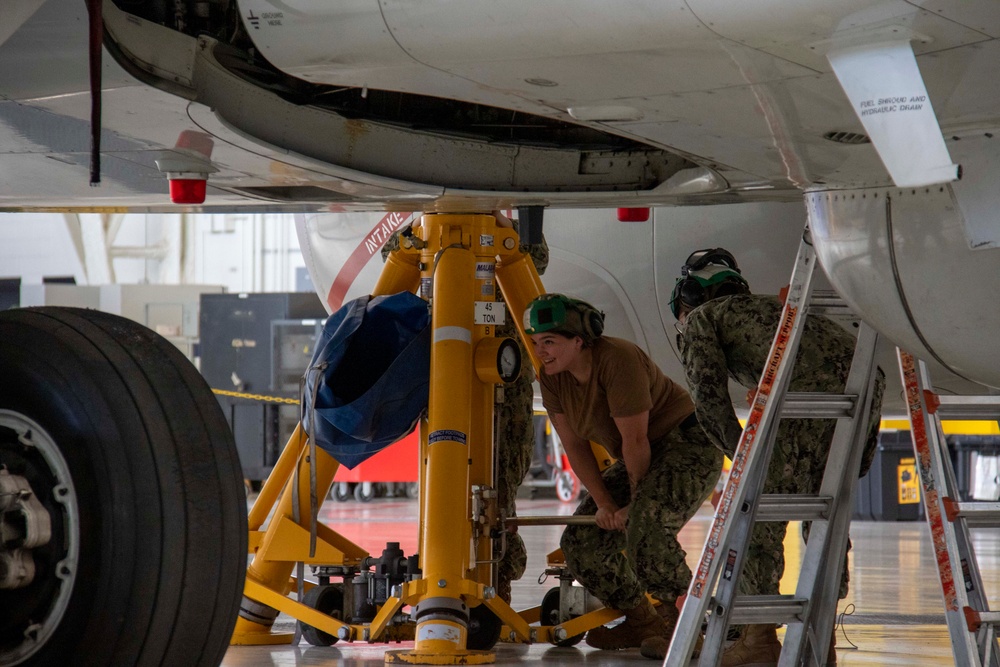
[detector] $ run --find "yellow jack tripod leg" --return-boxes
[496,248,546,373]
[233,245,421,645]
[232,442,343,643]
[247,423,306,532]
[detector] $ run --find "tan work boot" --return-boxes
[720,624,782,667]
[638,602,684,659]
[585,597,666,650]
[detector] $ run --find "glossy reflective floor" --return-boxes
[223,494,1000,666]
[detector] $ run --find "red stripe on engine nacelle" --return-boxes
[326,211,414,311]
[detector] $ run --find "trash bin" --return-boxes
[853,463,874,521]
[857,431,924,521]
[948,436,1000,501]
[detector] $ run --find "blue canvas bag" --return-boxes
[302,291,430,468]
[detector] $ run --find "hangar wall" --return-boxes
[0,212,307,293]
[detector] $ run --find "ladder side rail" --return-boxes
[918,361,1000,667]
[931,389,994,620]
[780,323,880,667]
[977,596,1000,667]
[696,418,788,666]
[667,235,821,667]
[899,349,983,666]
[917,365,989,506]
[964,525,1000,667]
[918,355,992,623]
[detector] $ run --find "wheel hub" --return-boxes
[0,469,52,588]
[0,411,79,666]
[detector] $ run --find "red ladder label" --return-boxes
[899,350,958,611]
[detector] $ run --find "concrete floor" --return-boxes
[222,495,999,666]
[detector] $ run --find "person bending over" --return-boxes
[671,248,884,666]
[524,293,723,660]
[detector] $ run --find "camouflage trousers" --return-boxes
[740,414,880,601]
[740,367,885,603]
[494,379,535,589]
[561,422,723,610]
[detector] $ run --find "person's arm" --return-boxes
[612,411,651,498]
[608,411,652,530]
[492,210,514,228]
[680,310,743,457]
[549,412,622,531]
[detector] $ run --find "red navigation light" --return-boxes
[168,175,207,205]
[617,207,649,222]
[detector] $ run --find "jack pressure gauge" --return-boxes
[497,338,522,383]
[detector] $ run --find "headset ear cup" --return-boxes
[679,278,705,310]
[588,310,604,338]
[568,299,604,340]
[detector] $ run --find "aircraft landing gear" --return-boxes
[0,419,77,666]
[0,307,247,667]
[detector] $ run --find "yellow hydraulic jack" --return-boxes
[382,212,527,664]
[233,212,627,663]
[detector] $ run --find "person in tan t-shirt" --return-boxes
[524,293,723,659]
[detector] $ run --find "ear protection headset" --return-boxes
[524,293,605,341]
[669,248,748,319]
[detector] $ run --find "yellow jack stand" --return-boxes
[231,213,548,663]
[385,213,543,664]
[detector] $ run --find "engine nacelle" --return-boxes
[808,138,1000,391]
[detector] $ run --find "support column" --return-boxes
[388,213,504,664]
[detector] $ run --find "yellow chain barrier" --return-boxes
[212,388,301,405]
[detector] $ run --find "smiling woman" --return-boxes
[523,292,723,659]
[530,332,581,377]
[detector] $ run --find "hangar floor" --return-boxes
[222,495,1000,666]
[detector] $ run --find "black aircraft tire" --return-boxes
[0,307,247,667]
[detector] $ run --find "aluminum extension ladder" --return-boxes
[666,229,882,667]
[897,350,1000,666]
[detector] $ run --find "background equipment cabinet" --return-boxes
[199,292,328,485]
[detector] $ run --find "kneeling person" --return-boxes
[524,294,723,659]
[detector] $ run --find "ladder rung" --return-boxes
[806,290,851,314]
[782,393,856,419]
[934,395,1000,420]
[756,494,832,521]
[942,498,1000,527]
[965,608,1000,632]
[727,595,807,625]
